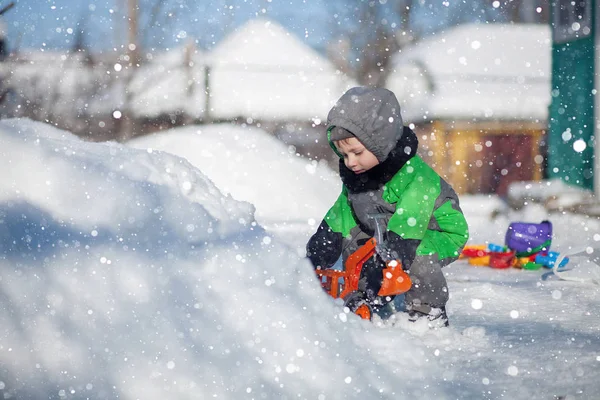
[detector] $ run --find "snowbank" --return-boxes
[0,119,440,400]
[128,123,341,234]
[1,119,600,400]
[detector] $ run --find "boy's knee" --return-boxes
[406,255,449,307]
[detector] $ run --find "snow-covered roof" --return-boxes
[3,18,356,123]
[386,23,551,123]
[207,18,356,121]
[0,54,110,119]
[128,44,207,119]
[209,18,331,69]
[10,49,73,63]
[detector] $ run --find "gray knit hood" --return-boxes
[327,87,404,162]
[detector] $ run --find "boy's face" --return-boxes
[335,137,380,174]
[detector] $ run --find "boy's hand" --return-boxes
[376,242,400,265]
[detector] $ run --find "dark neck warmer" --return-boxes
[339,126,418,193]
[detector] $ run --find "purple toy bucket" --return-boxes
[505,220,553,254]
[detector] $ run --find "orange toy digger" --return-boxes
[314,237,412,320]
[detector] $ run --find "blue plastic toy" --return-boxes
[535,251,569,269]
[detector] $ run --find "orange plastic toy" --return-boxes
[315,238,412,320]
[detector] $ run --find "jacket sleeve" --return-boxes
[383,231,421,270]
[383,180,434,270]
[306,187,356,270]
[382,157,439,269]
[382,157,469,267]
[306,220,343,270]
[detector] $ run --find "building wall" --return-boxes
[415,121,544,196]
[548,26,595,190]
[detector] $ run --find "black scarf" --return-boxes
[339,126,419,193]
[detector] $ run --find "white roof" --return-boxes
[207,18,356,121]
[5,18,355,122]
[209,17,332,69]
[128,45,207,119]
[0,54,110,119]
[386,23,551,122]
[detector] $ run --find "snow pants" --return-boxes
[359,253,452,310]
[404,254,451,309]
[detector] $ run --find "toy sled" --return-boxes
[315,237,412,320]
[544,246,600,285]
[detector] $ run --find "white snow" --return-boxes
[387,23,551,122]
[1,118,600,400]
[128,44,207,119]
[127,123,340,240]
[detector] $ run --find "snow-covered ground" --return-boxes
[1,118,599,400]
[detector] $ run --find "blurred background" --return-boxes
[0,0,596,201]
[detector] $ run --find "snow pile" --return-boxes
[0,119,443,400]
[1,119,600,399]
[507,179,599,215]
[128,123,341,237]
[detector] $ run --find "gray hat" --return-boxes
[329,126,354,142]
[327,87,404,162]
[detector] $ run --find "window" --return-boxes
[552,0,592,43]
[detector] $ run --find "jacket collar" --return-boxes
[339,126,418,193]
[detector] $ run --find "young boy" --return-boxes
[307,86,469,327]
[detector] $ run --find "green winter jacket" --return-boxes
[307,87,468,271]
[323,154,468,262]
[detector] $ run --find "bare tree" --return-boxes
[118,0,188,140]
[325,0,414,87]
[117,0,140,141]
[0,2,14,60]
[140,0,180,50]
[441,0,550,31]
[500,0,550,23]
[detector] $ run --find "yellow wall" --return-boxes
[414,121,544,194]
